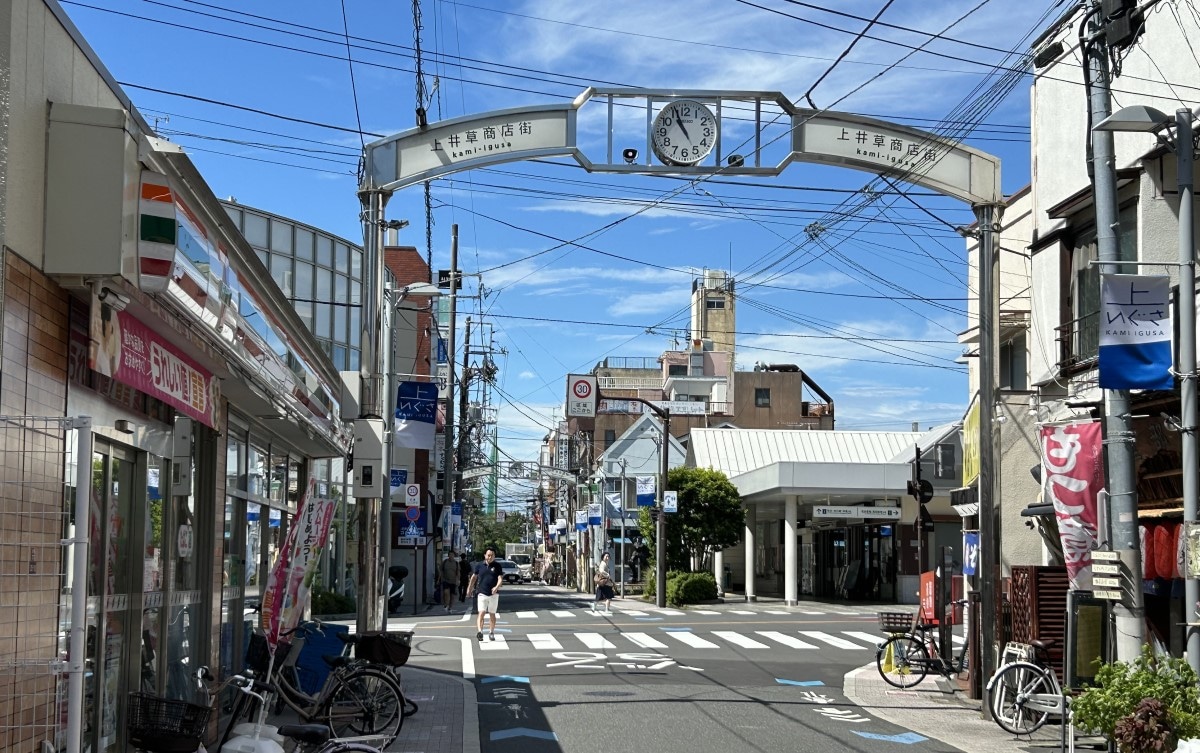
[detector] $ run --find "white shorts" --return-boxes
[477,592,500,614]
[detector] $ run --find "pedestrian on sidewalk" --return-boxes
[438,551,460,613]
[458,554,472,607]
[593,552,614,614]
[467,547,504,641]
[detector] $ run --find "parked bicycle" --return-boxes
[986,639,1067,735]
[218,669,391,753]
[230,622,405,748]
[874,603,969,689]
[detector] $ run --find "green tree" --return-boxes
[638,466,743,571]
[467,509,532,556]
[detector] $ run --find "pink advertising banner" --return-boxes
[89,292,220,428]
[262,479,337,650]
[1041,421,1104,590]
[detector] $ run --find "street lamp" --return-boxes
[1095,104,1198,673]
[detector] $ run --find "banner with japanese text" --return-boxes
[1041,422,1104,590]
[262,479,337,650]
[394,381,438,449]
[89,291,221,428]
[1099,274,1173,390]
[635,476,656,507]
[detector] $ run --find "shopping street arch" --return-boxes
[356,88,1006,678]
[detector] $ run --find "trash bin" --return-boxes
[722,564,732,590]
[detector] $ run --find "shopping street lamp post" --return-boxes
[1095,104,1198,672]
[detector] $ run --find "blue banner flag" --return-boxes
[1098,274,1173,390]
[394,381,438,449]
[636,476,656,507]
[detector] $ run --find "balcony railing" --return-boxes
[1055,310,1099,372]
[598,376,663,390]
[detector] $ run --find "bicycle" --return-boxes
[126,686,211,753]
[219,670,390,753]
[986,639,1067,735]
[874,603,969,689]
[229,622,404,748]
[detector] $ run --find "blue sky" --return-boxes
[63,0,1057,472]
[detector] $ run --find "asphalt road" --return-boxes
[391,584,968,753]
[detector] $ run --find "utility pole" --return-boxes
[457,316,473,518]
[1085,4,1145,660]
[440,226,459,557]
[656,411,670,608]
[355,182,391,633]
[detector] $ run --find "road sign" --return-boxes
[1094,589,1123,600]
[1093,562,1121,575]
[1091,550,1120,561]
[566,374,597,418]
[1093,576,1121,588]
[405,483,421,507]
[405,506,421,521]
[462,466,493,480]
[437,269,462,290]
[663,491,678,513]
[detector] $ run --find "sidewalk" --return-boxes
[390,665,478,753]
[842,663,1069,753]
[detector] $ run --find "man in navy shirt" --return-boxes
[467,547,504,641]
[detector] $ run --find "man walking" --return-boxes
[467,547,504,641]
[439,551,460,613]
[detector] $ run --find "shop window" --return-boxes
[755,388,771,407]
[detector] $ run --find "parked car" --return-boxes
[496,559,522,584]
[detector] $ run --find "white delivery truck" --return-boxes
[505,543,536,582]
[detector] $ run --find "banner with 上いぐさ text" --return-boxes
[635,476,656,507]
[1099,274,1173,390]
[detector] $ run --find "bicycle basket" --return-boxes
[127,692,211,753]
[245,630,292,673]
[877,611,915,634]
[355,630,414,666]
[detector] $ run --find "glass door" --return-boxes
[87,440,137,753]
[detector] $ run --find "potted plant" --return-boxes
[1071,645,1200,753]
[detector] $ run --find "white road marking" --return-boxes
[728,610,756,615]
[692,610,720,615]
[665,631,719,648]
[620,609,649,616]
[756,631,818,649]
[712,631,770,649]
[763,610,790,615]
[623,632,668,649]
[793,610,827,615]
[844,631,886,646]
[478,635,508,650]
[528,633,561,650]
[799,631,864,650]
[656,609,686,616]
[515,611,537,619]
[550,610,575,618]
[578,632,617,649]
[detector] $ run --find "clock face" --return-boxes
[651,100,717,166]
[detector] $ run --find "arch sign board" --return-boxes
[361,88,1000,208]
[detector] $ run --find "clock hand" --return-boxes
[674,105,690,140]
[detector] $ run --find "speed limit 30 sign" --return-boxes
[566,374,597,418]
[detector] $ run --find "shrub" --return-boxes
[1071,645,1200,753]
[665,571,717,606]
[311,588,356,616]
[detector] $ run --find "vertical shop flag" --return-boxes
[587,503,602,525]
[1099,274,1173,389]
[1041,422,1104,589]
[394,381,438,449]
[262,479,336,650]
[962,532,979,576]
[635,476,656,507]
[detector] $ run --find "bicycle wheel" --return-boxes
[323,667,403,745]
[990,663,1053,735]
[876,635,929,688]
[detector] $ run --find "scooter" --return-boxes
[387,565,408,613]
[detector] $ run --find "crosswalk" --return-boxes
[506,605,876,620]
[474,627,965,653]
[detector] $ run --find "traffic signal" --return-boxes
[907,478,934,504]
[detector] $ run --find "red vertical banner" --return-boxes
[1041,422,1104,590]
[920,571,937,624]
[262,479,337,649]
